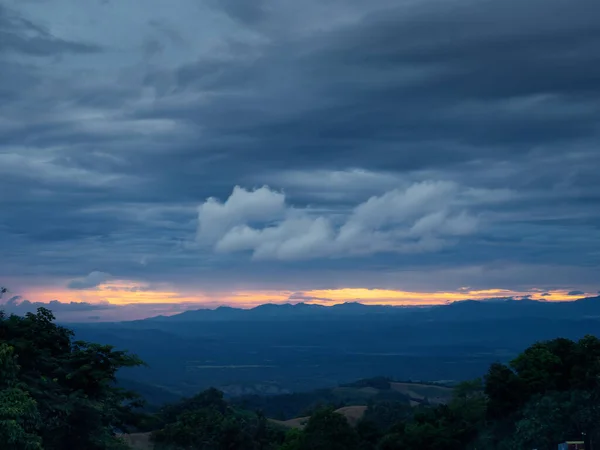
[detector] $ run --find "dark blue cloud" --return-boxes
[67,272,111,290]
[0,296,115,316]
[0,5,102,56]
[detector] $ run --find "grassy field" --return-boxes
[335,405,369,426]
[269,405,368,429]
[389,382,453,404]
[121,381,454,448]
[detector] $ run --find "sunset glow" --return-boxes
[20,282,595,313]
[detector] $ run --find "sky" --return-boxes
[1,0,599,321]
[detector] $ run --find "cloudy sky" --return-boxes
[1,0,599,321]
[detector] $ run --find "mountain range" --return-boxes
[67,295,600,401]
[141,295,600,322]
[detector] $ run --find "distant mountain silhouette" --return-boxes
[143,301,399,322]
[141,296,600,322]
[430,296,600,320]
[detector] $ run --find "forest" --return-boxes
[2,305,600,449]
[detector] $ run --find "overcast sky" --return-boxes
[1,0,599,320]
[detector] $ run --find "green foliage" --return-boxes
[0,344,42,450]
[511,391,588,449]
[484,362,524,419]
[369,335,600,450]
[362,401,412,432]
[233,389,343,421]
[355,419,381,450]
[511,342,563,395]
[482,335,600,448]
[0,389,42,450]
[158,387,228,425]
[278,429,304,450]
[233,380,412,421]
[152,388,285,450]
[449,378,486,425]
[0,306,144,449]
[161,335,600,450]
[297,408,360,450]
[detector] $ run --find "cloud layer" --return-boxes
[1,0,599,311]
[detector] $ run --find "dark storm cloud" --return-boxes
[0,296,210,322]
[142,0,600,173]
[209,0,267,26]
[0,296,115,316]
[67,272,111,290]
[0,5,101,56]
[0,0,599,296]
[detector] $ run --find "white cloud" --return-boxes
[197,185,286,244]
[196,181,498,261]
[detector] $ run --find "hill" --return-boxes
[65,295,600,402]
[232,377,454,420]
[141,335,600,449]
[269,405,369,430]
[4,301,600,449]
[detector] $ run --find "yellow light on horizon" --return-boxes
[20,281,594,309]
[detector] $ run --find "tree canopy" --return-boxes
[0,304,144,449]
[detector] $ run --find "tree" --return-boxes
[0,307,144,450]
[484,362,524,419]
[158,387,228,425]
[449,379,486,440]
[511,342,563,395]
[355,419,381,450]
[375,381,486,450]
[299,408,360,450]
[507,336,600,401]
[363,400,412,432]
[0,344,42,450]
[509,390,600,450]
[279,429,304,450]
[253,411,271,450]
[152,388,285,450]
[569,335,600,390]
[154,408,231,449]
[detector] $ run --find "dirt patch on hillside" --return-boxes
[270,416,311,429]
[390,382,453,405]
[335,405,368,426]
[120,432,153,450]
[269,405,367,430]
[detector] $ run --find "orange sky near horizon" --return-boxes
[19,281,594,309]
